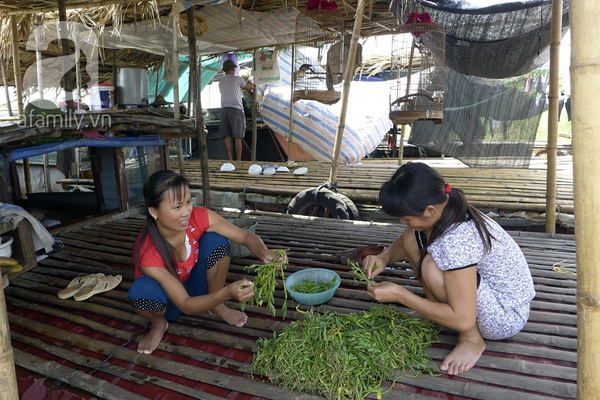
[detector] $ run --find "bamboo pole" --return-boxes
[286,45,296,165]
[9,16,23,117]
[571,0,600,398]
[328,0,366,185]
[34,18,44,100]
[0,54,13,116]
[0,276,18,400]
[187,8,211,208]
[545,0,563,233]
[397,41,417,166]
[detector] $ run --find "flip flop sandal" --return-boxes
[73,275,122,302]
[1,264,23,275]
[57,273,105,299]
[338,244,385,265]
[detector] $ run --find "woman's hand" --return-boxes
[230,279,255,303]
[363,254,389,279]
[366,281,404,304]
[261,249,288,267]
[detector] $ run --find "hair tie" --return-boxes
[444,183,452,194]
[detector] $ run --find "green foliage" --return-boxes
[251,306,439,400]
[348,259,374,284]
[290,276,337,294]
[242,249,288,319]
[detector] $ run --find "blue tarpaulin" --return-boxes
[9,136,166,162]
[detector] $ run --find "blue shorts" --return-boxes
[128,232,230,320]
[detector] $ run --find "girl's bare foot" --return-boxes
[440,334,486,375]
[210,303,248,327]
[137,319,168,354]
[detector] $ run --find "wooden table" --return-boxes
[0,219,38,281]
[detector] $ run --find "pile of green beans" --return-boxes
[290,276,337,294]
[242,249,288,319]
[251,306,439,400]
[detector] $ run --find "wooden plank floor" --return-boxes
[5,209,577,399]
[181,156,574,214]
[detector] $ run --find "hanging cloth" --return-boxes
[253,49,280,83]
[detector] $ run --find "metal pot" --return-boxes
[116,67,149,107]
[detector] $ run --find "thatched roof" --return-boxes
[0,1,404,87]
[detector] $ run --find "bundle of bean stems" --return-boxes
[348,259,374,283]
[242,249,288,319]
[251,306,439,400]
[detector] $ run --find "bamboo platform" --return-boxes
[181,156,574,215]
[4,209,577,399]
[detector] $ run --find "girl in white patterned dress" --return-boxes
[363,162,535,375]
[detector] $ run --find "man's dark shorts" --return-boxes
[220,107,246,138]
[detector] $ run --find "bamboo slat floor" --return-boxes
[5,209,577,399]
[181,155,574,215]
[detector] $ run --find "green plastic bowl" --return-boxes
[285,268,341,306]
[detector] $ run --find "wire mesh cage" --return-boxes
[293,9,344,104]
[389,22,446,124]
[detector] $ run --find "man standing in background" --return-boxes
[219,60,254,161]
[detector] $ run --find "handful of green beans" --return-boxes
[348,259,374,283]
[290,276,337,294]
[251,306,439,400]
[241,249,288,319]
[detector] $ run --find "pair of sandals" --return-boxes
[58,273,122,301]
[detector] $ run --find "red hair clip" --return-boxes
[444,183,452,194]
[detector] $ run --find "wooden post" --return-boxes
[171,8,186,177]
[571,0,600,398]
[251,67,258,162]
[0,277,19,400]
[112,49,118,106]
[43,154,51,193]
[57,0,74,112]
[10,16,23,117]
[398,124,406,164]
[545,0,563,233]
[187,7,211,208]
[23,159,31,194]
[328,0,366,184]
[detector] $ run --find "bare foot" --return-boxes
[210,303,248,327]
[137,319,168,354]
[440,335,486,375]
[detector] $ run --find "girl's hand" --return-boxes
[363,254,388,279]
[231,279,254,302]
[366,281,403,304]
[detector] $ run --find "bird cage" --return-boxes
[293,9,344,104]
[389,21,446,124]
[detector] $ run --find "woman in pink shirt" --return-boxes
[129,170,283,354]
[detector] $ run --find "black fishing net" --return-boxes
[386,0,570,167]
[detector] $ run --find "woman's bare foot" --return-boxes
[137,319,169,354]
[210,303,248,327]
[440,334,486,375]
